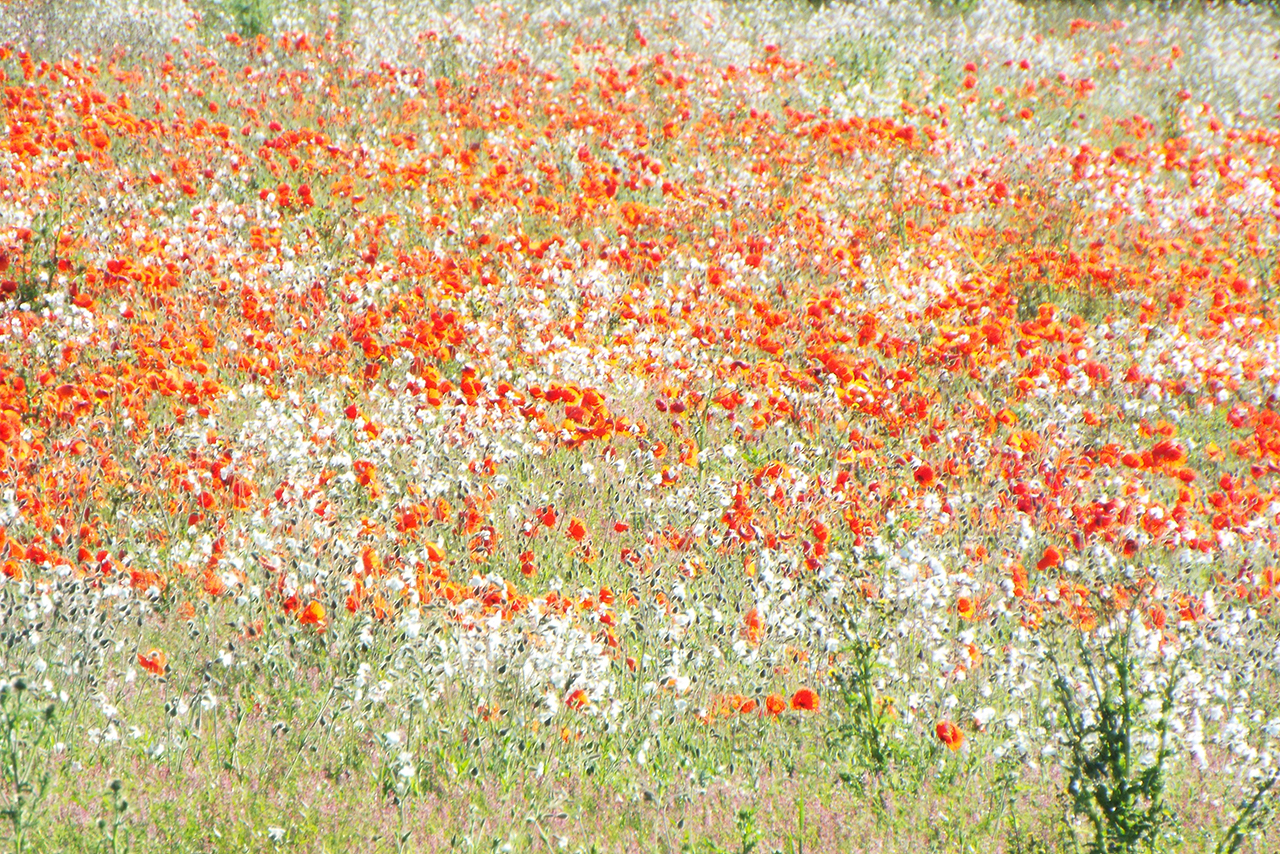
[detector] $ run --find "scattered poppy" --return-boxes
[790,688,819,712]
[936,720,964,751]
[298,601,327,629]
[138,649,168,676]
[1036,546,1062,571]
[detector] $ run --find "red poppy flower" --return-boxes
[790,688,819,712]
[1036,546,1062,571]
[936,720,964,751]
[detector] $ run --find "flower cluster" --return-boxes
[0,0,1278,848]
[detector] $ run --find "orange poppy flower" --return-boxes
[1010,563,1029,598]
[1148,605,1167,629]
[567,517,587,541]
[765,694,786,716]
[298,600,327,629]
[138,648,168,676]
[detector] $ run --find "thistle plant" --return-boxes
[826,600,899,787]
[1215,772,1278,854]
[0,680,56,854]
[1046,614,1182,854]
[96,779,131,854]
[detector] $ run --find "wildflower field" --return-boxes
[1,0,1280,850]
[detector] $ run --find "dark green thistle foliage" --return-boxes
[0,681,57,854]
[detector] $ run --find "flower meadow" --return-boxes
[2,0,1280,850]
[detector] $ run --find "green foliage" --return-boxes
[828,34,895,90]
[1047,619,1181,854]
[227,0,273,38]
[929,0,981,15]
[805,0,980,15]
[1007,826,1056,854]
[827,634,897,781]
[0,681,56,854]
[729,808,762,854]
[96,779,132,854]
[825,595,910,791]
[195,0,274,39]
[685,809,762,854]
[4,188,68,312]
[1215,773,1279,854]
